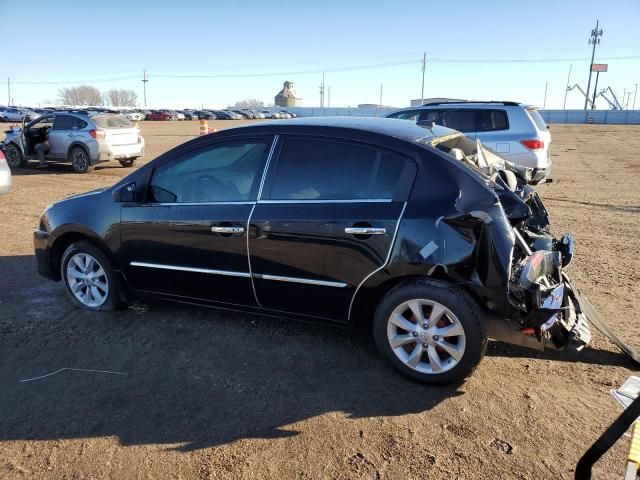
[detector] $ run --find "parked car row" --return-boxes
[0,106,40,122]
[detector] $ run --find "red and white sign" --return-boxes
[591,63,608,72]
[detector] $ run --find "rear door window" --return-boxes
[264,138,409,201]
[440,110,476,132]
[476,110,509,132]
[52,115,75,130]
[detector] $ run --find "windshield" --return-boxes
[91,114,133,129]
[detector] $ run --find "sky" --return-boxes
[2,0,639,110]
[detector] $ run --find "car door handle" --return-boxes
[345,227,386,235]
[211,226,245,234]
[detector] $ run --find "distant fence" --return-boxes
[268,106,397,118]
[539,109,640,125]
[269,106,640,124]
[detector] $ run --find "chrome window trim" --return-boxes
[130,262,251,278]
[347,201,408,321]
[256,134,279,201]
[253,273,348,288]
[257,199,393,204]
[246,203,262,307]
[147,201,256,207]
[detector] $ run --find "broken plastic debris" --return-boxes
[610,376,640,412]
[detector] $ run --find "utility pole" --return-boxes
[7,77,10,105]
[563,64,572,109]
[584,20,603,110]
[420,52,426,105]
[543,81,548,109]
[328,86,331,108]
[591,71,601,109]
[141,69,148,107]
[633,83,638,110]
[319,72,325,108]
[376,84,383,117]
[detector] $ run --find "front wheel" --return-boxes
[61,241,123,311]
[373,279,487,385]
[69,147,94,173]
[119,157,139,168]
[4,143,26,168]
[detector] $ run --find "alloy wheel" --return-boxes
[66,253,109,307]
[73,150,88,171]
[386,299,466,374]
[5,144,23,167]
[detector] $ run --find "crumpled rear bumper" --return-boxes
[504,230,639,364]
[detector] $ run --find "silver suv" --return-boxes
[386,101,551,183]
[1,111,145,173]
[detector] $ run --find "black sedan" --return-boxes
[33,117,619,384]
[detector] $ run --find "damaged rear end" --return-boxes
[426,132,638,362]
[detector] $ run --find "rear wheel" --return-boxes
[373,279,487,385]
[4,143,26,168]
[119,158,139,168]
[69,147,94,174]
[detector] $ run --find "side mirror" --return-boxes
[112,182,136,202]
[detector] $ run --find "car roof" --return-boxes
[235,116,456,143]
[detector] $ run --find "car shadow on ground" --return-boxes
[0,254,633,452]
[544,196,640,213]
[487,338,634,368]
[7,162,126,176]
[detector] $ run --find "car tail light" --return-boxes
[89,129,106,139]
[520,139,545,150]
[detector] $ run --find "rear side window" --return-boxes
[476,110,508,132]
[52,115,75,130]
[92,115,133,129]
[527,109,547,131]
[72,118,88,130]
[265,138,407,201]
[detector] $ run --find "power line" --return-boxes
[5,54,639,86]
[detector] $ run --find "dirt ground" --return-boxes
[0,121,638,479]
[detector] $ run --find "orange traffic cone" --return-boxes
[199,119,208,136]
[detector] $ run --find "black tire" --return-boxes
[61,241,123,311]
[373,279,487,385]
[69,146,94,174]
[118,158,139,168]
[4,143,26,168]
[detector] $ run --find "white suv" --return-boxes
[387,101,551,183]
